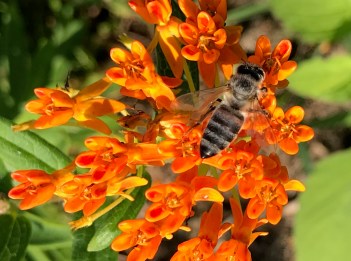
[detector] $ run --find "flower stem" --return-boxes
[183,60,196,93]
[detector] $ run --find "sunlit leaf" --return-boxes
[295,148,351,261]
[270,0,351,43]
[288,56,351,103]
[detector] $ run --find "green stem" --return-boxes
[183,60,196,93]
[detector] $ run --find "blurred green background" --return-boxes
[0,0,351,260]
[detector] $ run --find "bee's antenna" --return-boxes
[64,71,71,91]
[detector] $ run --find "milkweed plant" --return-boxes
[6,0,314,260]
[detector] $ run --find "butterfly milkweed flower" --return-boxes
[248,35,297,89]
[213,197,268,261]
[111,219,162,261]
[171,202,223,260]
[269,106,314,155]
[8,170,56,210]
[12,78,126,134]
[179,11,244,87]
[128,0,183,78]
[106,40,182,109]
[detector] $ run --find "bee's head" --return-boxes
[236,63,265,82]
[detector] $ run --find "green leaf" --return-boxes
[295,148,351,261]
[71,221,118,261]
[288,56,351,103]
[270,0,351,43]
[0,214,31,261]
[87,171,152,251]
[0,116,71,172]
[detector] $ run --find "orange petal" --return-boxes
[284,179,305,192]
[194,187,224,202]
[247,197,265,219]
[294,125,314,142]
[158,25,184,78]
[34,110,73,129]
[255,35,271,59]
[118,176,148,191]
[218,169,237,192]
[181,45,201,61]
[278,61,297,81]
[34,88,56,99]
[146,0,171,26]
[146,202,171,222]
[106,67,126,86]
[51,91,74,108]
[19,183,56,210]
[179,23,199,45]
[128,0,156,24]
[285,106,304,124]
[111,232,136,251]
[213,28,227,49]
[224,26,242,45]
[74,98,126,120]
[77,118,112,134]
[83,198,105,216]
[172,156,199,173]
[272,39,292,62]
[197,12,215,34]
[203,49,220,64]
[198,61,216,87]
[279,138,299,155]
[76,78,112,100]
[266,202,282,225]
[178,0,199,19]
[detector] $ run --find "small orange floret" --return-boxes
[8,170,56,210]
[269,106,314,155]
[13,78,126,134]
[248,35,297,89]
[171,203,223,261]
[179,11,243,87]
[111,219,162,260]
[106,40,181,109]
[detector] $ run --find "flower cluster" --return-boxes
[8,0,314,260]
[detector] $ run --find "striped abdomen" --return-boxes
[200,104,244,158]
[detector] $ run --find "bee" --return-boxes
[171,63,267,158]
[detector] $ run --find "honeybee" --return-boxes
[171,63,267,158]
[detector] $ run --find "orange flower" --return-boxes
[179,11,243,87]
[145,179,223,236]
[179,0,227,27]
[106,40,182,109]
[157,124,204,173]
[58,174,107,216]
[171,203,223,261]
[269,106,314,155]
[246,178,287,225]
[204,147,263,198]
[13,78,126,134]
[8,170,56,210]
[248,35,297,89]
[213,197,267,261]
[128,0,183,78]
[111,219,162,260]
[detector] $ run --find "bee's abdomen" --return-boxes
[200,104,244,158]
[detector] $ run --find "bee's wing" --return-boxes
[170,85,231,123]
[170,85,231,120]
